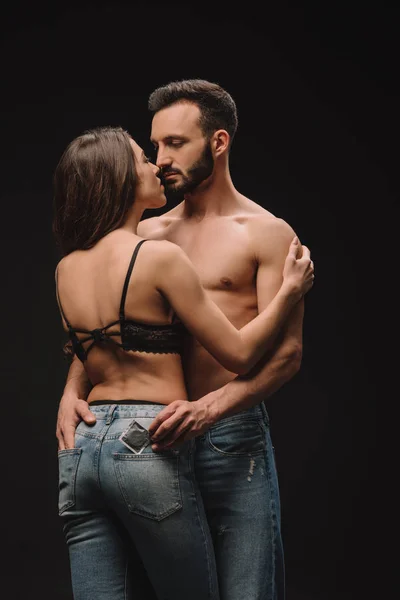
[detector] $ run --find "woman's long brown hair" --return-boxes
[53,126,137,256]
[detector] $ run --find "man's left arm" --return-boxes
[203,301,303,415]
[149,219,308,449]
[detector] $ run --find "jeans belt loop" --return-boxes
[105,404,118,425]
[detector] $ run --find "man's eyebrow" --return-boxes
[151,135,188,144]
[167,134,187,140]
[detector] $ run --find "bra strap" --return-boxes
[119,239,148,321]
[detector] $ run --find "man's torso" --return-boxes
[140,196,285,399]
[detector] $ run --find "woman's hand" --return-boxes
[281,237,315,301]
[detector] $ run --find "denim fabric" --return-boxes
[58,403,219,600]
[194,403,285,600]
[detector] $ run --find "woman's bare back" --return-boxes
[56,229,188,404]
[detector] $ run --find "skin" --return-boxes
[56,103,314,451]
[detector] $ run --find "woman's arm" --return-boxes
[156,236,313,375]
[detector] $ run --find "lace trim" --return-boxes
[122,321,185,353]
[63,321,186,361]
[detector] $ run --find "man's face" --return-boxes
[150,102,214,201]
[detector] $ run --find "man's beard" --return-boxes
[162,141,214,203]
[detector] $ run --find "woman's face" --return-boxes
[130,138,166,209]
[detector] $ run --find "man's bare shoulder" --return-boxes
[138,204,184,238]
[250,214,295,241]
[235,195,295,243]
[141,238,189,278]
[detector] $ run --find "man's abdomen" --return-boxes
[183,342,237,400]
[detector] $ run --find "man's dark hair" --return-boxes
[148,79,238,146]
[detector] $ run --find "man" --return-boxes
[56,79,313,599]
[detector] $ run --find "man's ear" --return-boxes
[212,129,230,156]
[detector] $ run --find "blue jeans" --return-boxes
[194,403,285,600]
[58,403,220,600]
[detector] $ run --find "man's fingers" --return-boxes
[150,413,185,442]
[60,424,78,450]
[153,423,193,451]
[56,398,94,450]
[153,438,184,451]
[148,407,177,437]
[56,430,66,451]
[148,400,188,436]
[78,402,97,425]
[151,414,185,442]
[152,419,192,449]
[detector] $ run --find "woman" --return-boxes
[53,126,314,600]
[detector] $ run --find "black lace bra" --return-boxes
[56,239,186,362]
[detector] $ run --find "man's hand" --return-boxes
[148,398,218,451]
[56,394,96,450]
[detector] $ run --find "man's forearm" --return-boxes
[63,356,91,399]
[149,302,305,449]
[201,300,305,422]
[202,342,302,422]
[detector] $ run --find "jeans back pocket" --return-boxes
[113,448,182,521]
[58,449,82,515]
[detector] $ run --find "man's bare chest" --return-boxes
[165,220,256,292]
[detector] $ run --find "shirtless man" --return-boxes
[56,79,313,600]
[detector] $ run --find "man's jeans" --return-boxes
[58,403,219,600]
[195,403,285,600]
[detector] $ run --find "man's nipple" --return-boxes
[220,277,232,287]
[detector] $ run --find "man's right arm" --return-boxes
[148,218,308,448]
[56,356,96,450]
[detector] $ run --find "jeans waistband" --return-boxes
[87,400,166,419]
[87,400,269,423]
[215,403,268,424]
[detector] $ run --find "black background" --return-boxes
[1,2,395,598]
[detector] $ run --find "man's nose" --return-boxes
[156,148,172,169]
